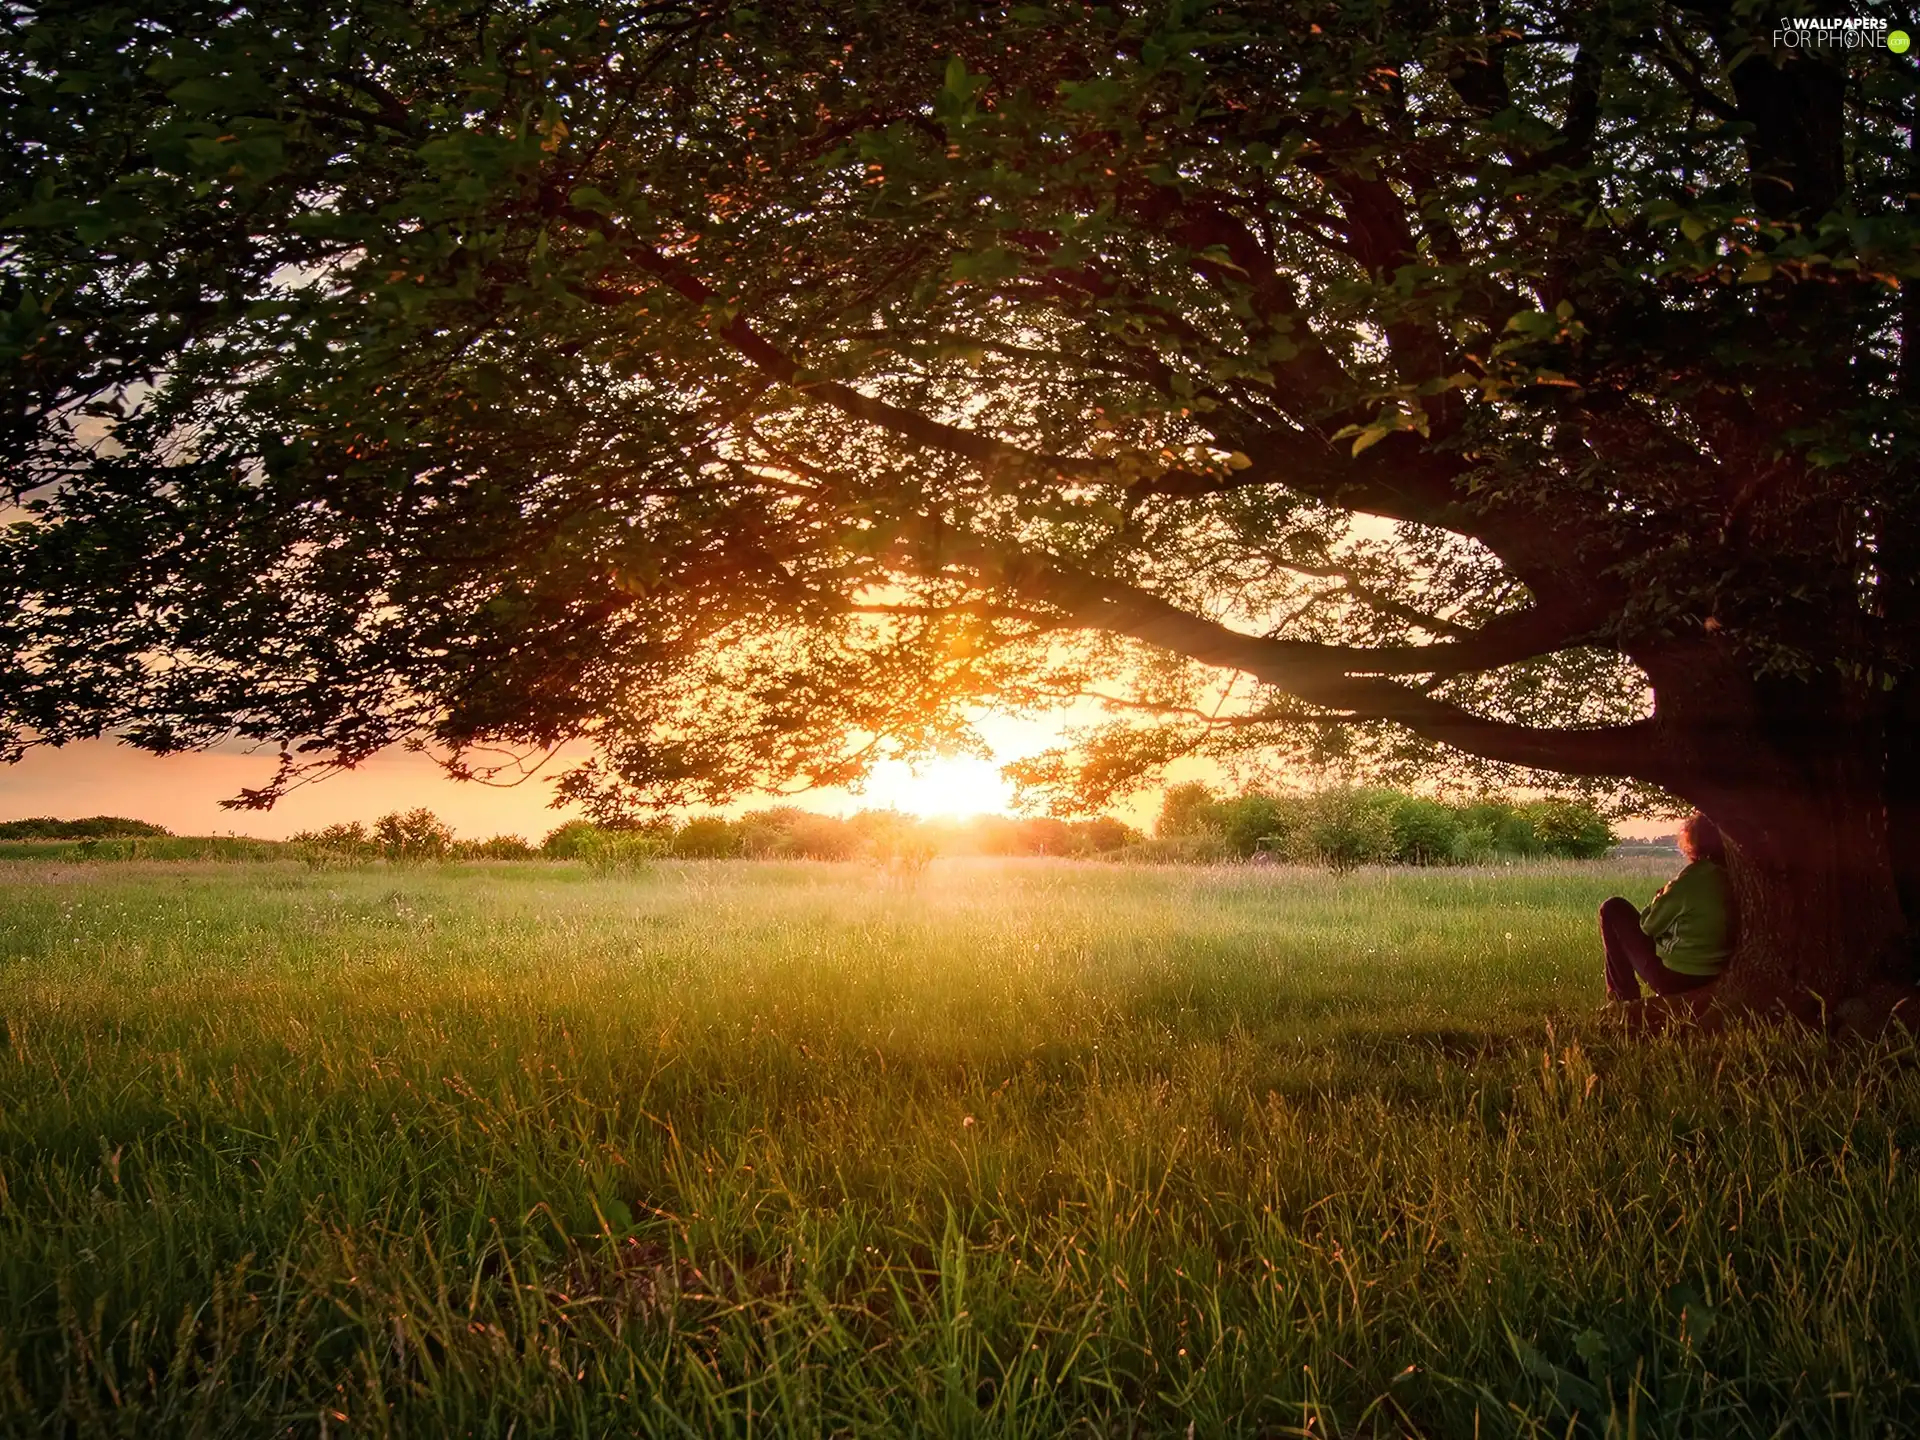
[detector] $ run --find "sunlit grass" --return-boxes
[0,857,1914,1436]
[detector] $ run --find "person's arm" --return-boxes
[1640,866,1691,948]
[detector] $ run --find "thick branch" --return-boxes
[1007,555,1591,682]
[1007,557,1659,781]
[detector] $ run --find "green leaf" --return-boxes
[1349,423,1392,456]
[165,76,241,112]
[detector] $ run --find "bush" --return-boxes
[670,816,740,859]
[736,808,862,860]
[373,809,454,862]
[0,815,172,839]
[841,810,932,874]
[1155,782,1223,839]
[288,821,377,864]
[963,815,1022,855]
[1524,799,1616,859]
[1072,816,1140,853]
[1458,799,1541,858]
[1301,788,1398,874]
[541,820,602,859]
[455,834,536,860]
[1448,819,1498,864]
[1010,817,1074,855]
[783,812,861,860]
[22,835,284,862]
[579,829,666,870]
[1216,793,1303,859]
[541,820,669,867]
[1384,795,1460,865]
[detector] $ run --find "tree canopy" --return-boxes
[4,1,1918,989]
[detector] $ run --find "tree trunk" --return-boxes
[1888,679,1920,954]
[1705,772,1908,1012]
[1647,647,1911,1010]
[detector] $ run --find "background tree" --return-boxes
[3,1,1916,1000]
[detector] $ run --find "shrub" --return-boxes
[1155,781,1223,839]
[782,812,861,860]
[1216,793,1303,859]
[456,834,536,860]
[1011,817,1075,855]
[542,820,670,867]
[848,810,935,874]
[1301,788,1398,874]
[670,816,740,859]
[736,808,862,860]
[848,807,926,847]
[1523,799,1616,859]
[579,829,666,870]
[288,821,377,864]
[1459,799,1540,858]
[0,815,172,839]
[1448,819,1498,864]
[540,820,602,859]
[1384,795,1461,865]
[373,809,454,862]
[1072,816,1140,853]
[736,808,800,858]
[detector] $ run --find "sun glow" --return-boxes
[863,755,1014,819]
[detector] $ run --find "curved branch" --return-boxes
[1005,556,1660,782]
[1006,554,1595,683]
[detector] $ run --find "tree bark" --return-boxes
[1885,679,1920,953]
[1646,647,1911,1009]
[1714,786,1909,1014]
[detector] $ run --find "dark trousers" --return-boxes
[1598,897,1718,1001]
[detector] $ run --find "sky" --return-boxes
[0,708,1165,841]
[0,724,1672,841]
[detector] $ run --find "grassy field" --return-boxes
[0,856,1914,1438]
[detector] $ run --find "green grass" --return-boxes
[0,857,1914,1437]
[0,836,287,864]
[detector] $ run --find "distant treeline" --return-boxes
[291,808,1142,866]
[286,788,1615,872]
[0,815,173,839]
[1146,783,1616,870]
[2,794,1620,870]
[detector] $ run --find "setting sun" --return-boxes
[862,755,1014,818]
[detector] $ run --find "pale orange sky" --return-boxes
[0,726,1671,840]
[0,707,1163,841]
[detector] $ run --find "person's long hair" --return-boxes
[1679,811,1726,864]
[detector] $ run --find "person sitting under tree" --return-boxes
[1598,812,1734,1002]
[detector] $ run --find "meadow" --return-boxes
[0,856,1914,1438]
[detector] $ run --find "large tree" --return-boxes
[3,1,1917,1000]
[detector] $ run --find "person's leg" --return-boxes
[1598,896,1659,1001]
[1637,959,1717,997]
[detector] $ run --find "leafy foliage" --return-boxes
[287,821,378,862]
[292,810,518,862]
[1155,783,1616,868]
[1,2,1915,976]
[372,808,456,862]
[0,815,170,839]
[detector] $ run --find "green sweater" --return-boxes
[1639,859,1733,976]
